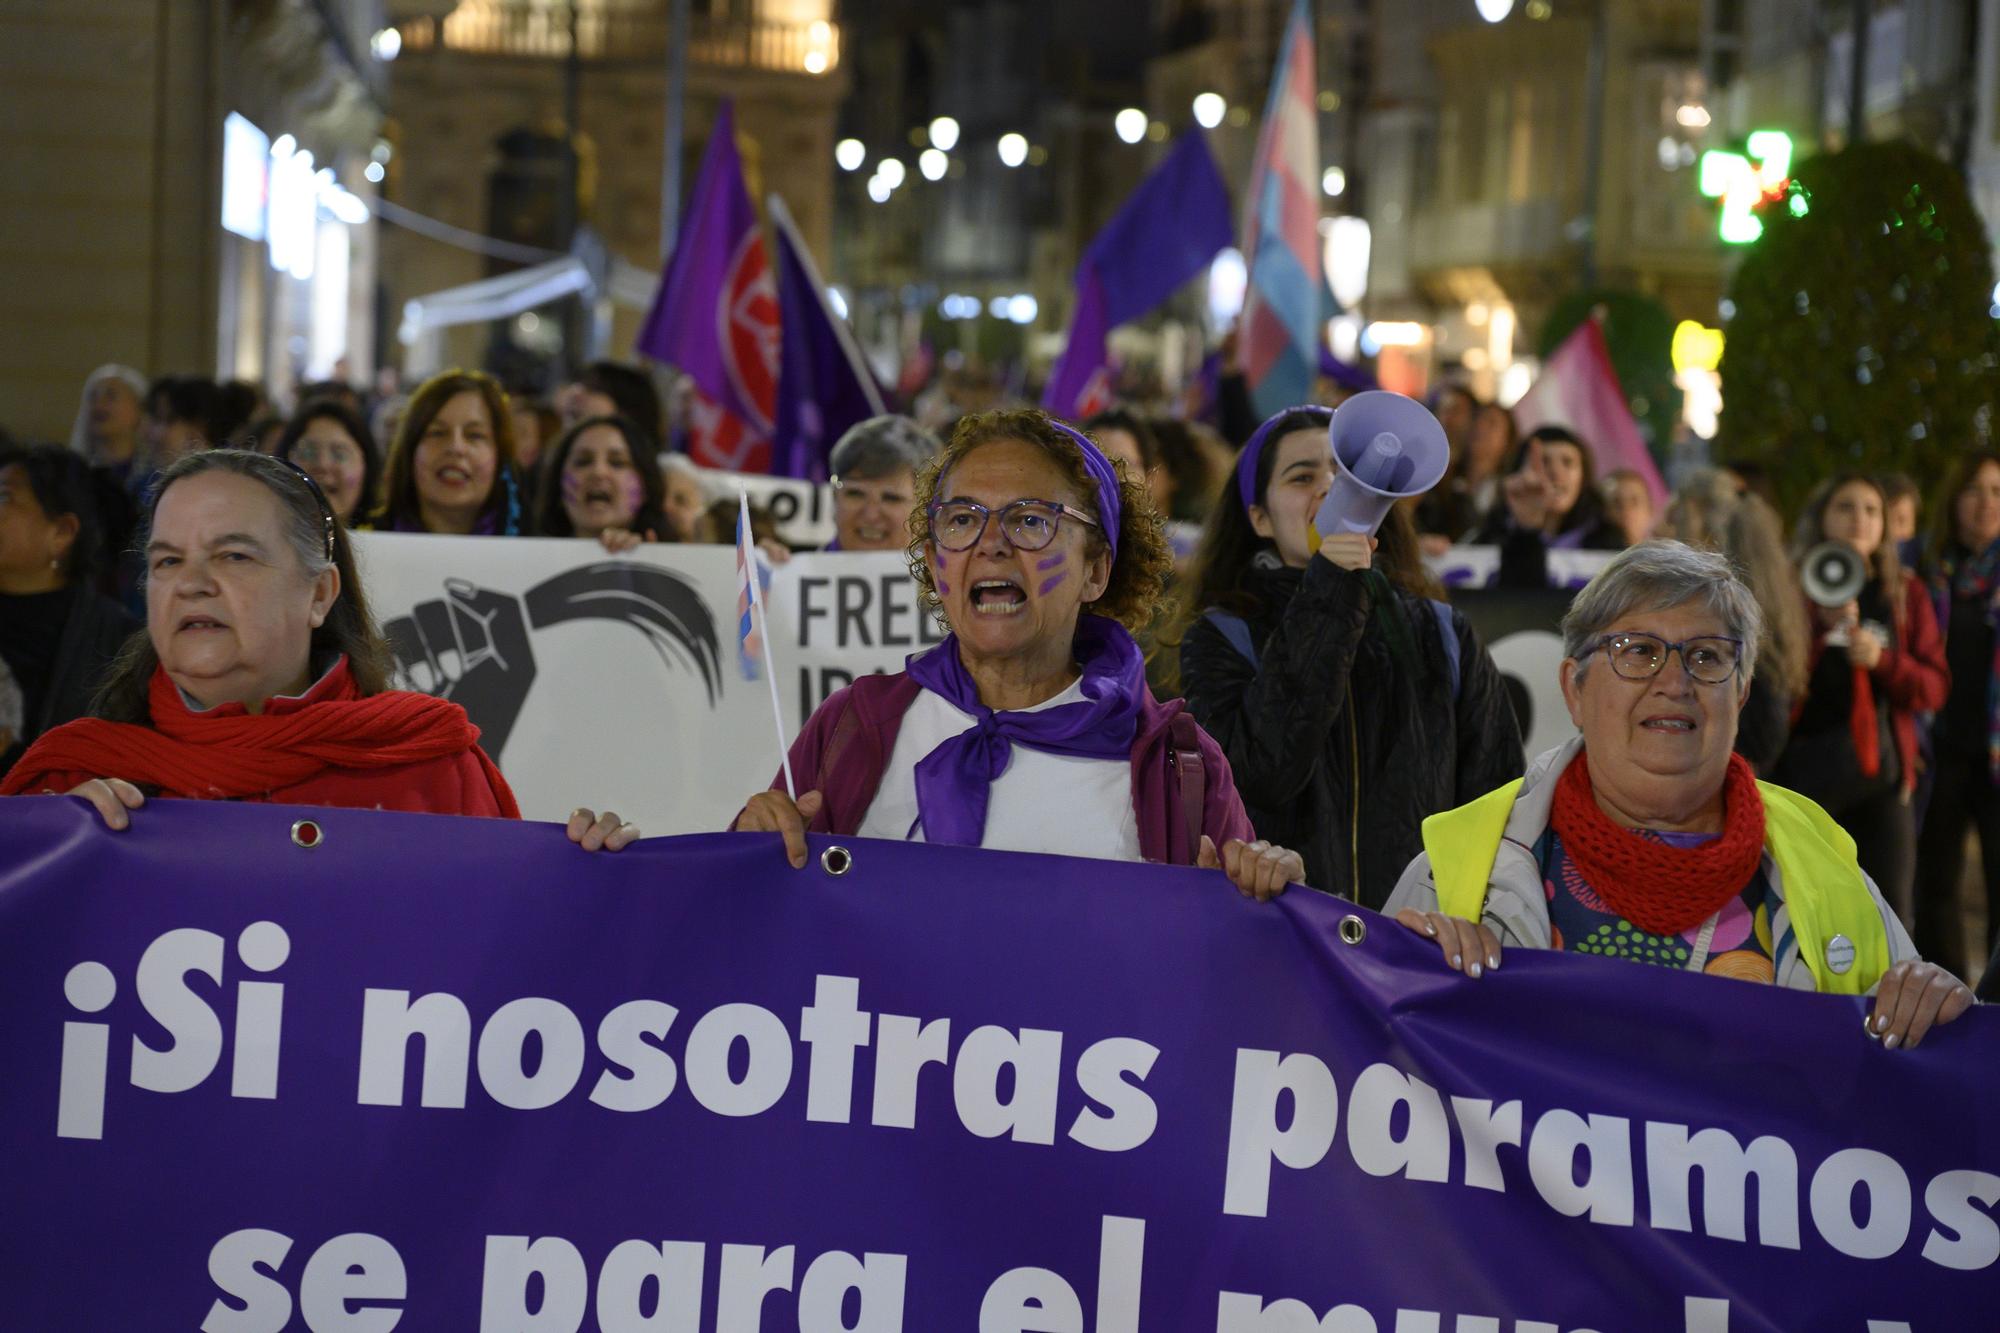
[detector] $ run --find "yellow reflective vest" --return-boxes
[1419,777,1890,995]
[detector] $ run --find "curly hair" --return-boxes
[903,408,1172,634]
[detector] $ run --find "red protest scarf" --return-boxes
[1848,666,1882,778]
[1,658,519,817]
[1549,750,1766,936]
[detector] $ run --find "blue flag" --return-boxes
[1044,130,1233,420]
[768,195,884,480]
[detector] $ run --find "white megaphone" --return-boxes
[1313,390,1451,537]
[1801,541,1867,608]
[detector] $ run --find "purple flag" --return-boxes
[637,102,779,470]
[1044,130,1234,420]
[5,797,1997,1327]
[768,194,885,481]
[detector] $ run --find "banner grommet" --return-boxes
[1338,915,1367,946]
[290,820,324,849]
[820,845,852,876]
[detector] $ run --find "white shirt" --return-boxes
[858,678,1144,862]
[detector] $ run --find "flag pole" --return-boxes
[740,489,797,800]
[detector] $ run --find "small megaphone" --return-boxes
[1801,541,1867,608]
[1314,390,1451,538]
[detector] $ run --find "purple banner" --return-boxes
[3,798,1996,1330]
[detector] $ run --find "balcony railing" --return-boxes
[397,3,840,75]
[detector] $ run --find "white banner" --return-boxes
[353,534,1581,836]
[698,468,835,547]
[1424,544,1616,590]
[352,534,937,835]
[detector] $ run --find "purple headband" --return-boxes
[1236,405,1334,511]
[1049,419,1123,561]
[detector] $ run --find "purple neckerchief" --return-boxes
[1047,420,1124,560]
[1236,405,1332,511]
[902,614,1144,846]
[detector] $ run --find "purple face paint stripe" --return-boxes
[1038,572,1068,596]
[1036,553,1067,570]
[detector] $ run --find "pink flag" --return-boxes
[1510,318,1667,506]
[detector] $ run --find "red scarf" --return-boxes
[1848,666,1881,778]
[1549,750,1766,936]
[1,658,520,817]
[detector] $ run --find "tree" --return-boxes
[1720,140,1998,516]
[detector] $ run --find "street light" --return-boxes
[919,148,948,181]
[1114,108,1147,145]
[877,158,906,189]
[1192,93,1226,129]
[1474,0,1515,20]
[997,133,1028,167]
[835,139,865,172]
[370,27,401,60]
[867,176,892,204]
[929,117,960,152]
[1321,166,1346,197]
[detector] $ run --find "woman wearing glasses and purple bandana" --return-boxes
[1386,541,1973,1051]
[734,408,1306,901]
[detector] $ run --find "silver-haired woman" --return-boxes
[1386,540,1972,1049]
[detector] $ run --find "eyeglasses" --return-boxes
[1582,632,1743,685]
[928,498,1098,552]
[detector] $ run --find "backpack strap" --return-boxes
[1169,711,1206,859]
[1202,608,1261,669]
[1428,599,1461,700]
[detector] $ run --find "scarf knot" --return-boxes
[1549,750,1767,936]
[903,616,1144,846]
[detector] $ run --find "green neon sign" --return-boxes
[1698,129,1796,245]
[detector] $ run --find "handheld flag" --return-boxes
[769,194,885,481]
[1042,130,1233,421]
[1238,0,1322,419]
[1510,317,1668,506]
[736,491,796,798]
[638,102,779,472]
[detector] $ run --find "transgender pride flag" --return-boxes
[734,492,767,682]
[1239,0,1322,419]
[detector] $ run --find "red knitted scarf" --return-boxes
[1,659,518,817]
[1549,750,1766,936]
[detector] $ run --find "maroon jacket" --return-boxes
[742,671,1256,865]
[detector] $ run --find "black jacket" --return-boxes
[0,583,136,778]
[1179,558,1526,907]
